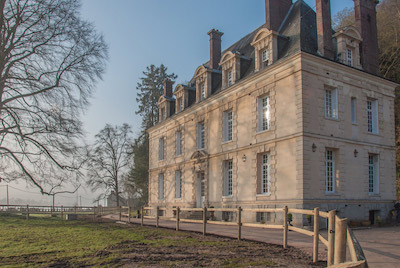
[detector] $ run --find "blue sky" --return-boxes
[80,0,354,140]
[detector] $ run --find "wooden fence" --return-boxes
[141,206,367,268]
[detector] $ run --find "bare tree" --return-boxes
[0,0,108,195]
[86,124,132,207]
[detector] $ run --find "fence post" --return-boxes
[328,210,336,266]
[26,205,29,220]
[203,207,207,236]
[61,205,64,220]
[128,206,131,223]
[119,206,122,221]
[283,206,288,249]
[141,206,144,226]
[313,207,320,263]
[156,206,159,228]
[93,207,96,222]
[176,207,180,231]
[237,207,242,241]
[334,217,347,265]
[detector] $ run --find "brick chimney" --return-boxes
[164,79,174,98]
[354,0,379,74]
[208,29,224,70]
[316,0,334,59]
[265,0,292,31]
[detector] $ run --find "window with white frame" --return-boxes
[325,150,335,193]
[158,173,164,200]
[197,122,205,149]
[223,160,233,197]
[158,137,164,161]
[367,99,378,134]
[200,83,206,100]
[257,96,270,132]
[351,97,357,124]
[178,97,183,112]
[325,88,338,119]
[262,49,270,67]
[368,154,379,194]
[347,48,353,67]
[260,153,270,194]
[176,131,182,156]
[227,69,233,87]
[223,110,233,142]
[175,170,182,199]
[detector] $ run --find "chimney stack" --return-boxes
[316,0,334,59]
[164,79,174,98]
[265,0,292,32]
[208,29,224,70]
[354,0,379,74]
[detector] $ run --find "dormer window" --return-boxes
[200,83,206,100]
[262,49,270,68]
[347,48,353,67]
[160,107,166,121]
[177,97,183,112]
[227,70,233,87]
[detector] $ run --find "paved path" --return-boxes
[106,215,400,267]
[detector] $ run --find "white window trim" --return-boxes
[158,137,164,161]
[257,96,270,133]
[158,173,164,200]
[368,154,379,195]
[227,69,233,87]
[262,49,270,67]
[260,153,271,195]
[176,131,182,156]
[347,48,353,67]
[324,88,338,120]
[175,170,182,199]
[367,99,379,134]
[223,160,233,197]
[223,110,233,143]
[197,122,205,150]
[325,150,335,193]
[200,83,205,100]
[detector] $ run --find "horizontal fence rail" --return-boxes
[140,206,367,268]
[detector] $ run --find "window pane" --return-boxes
[159,138,164,160]
[197,122,205,149]
[258,96,270,132]
[175,171,182,199]
[159,174,164,200]
[325,150,335,193]
[261,154,270,194]
[224,160,233,196]
[351,98,357,124]
[367,99,378,133]
[176,132,182,156]
[347,49,353,66]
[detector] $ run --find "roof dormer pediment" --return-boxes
[334,26,362,42]
[194,65,208,78]
[251,28,278,48]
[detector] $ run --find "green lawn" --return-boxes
[0,215,317,267]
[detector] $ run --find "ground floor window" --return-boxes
[158,173,164,200]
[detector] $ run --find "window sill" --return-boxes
[368,193,380,197]
[256,129,271,135]
[325,192,340,196]
[175,198,182,201]
[324,116,339,121]
[367,132,380,136]
[256,193,271,197]
[352,122,358,126]
[222,140,233,145]
[222,195,233,199]
[175,154,183,158]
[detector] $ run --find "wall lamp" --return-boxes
[312,143,317,152]
[354,149,358,158]
[242,155,247,162]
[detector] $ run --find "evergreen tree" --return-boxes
[126,64,177,206]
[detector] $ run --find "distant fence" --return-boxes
[141,206,367,268]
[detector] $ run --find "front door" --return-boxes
[196,172,205,208]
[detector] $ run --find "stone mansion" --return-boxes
[147,0,398,224]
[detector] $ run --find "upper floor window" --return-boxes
[367,99,378,134]
[260,153,270,194]
[351,97,357,124]
[325,88,338,119]
[158,173,164,200]
[262,49,270,68]
[257,96,270,132]
[158,137,164,161]
[347,48,353,67]
[160,107,166,121]
[368,154,379,194]
[227,70,233,87]
[177,97,183,112]
[200,83,206,100]
[175,170,182,199]
[176,131,182,156]
[223,110,233,142]
[223,160,233,197]
[325,150,335,193]
[197,122,205,150]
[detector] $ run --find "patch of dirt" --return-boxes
[94,225,325,267]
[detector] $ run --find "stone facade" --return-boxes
[147,0,398,226]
